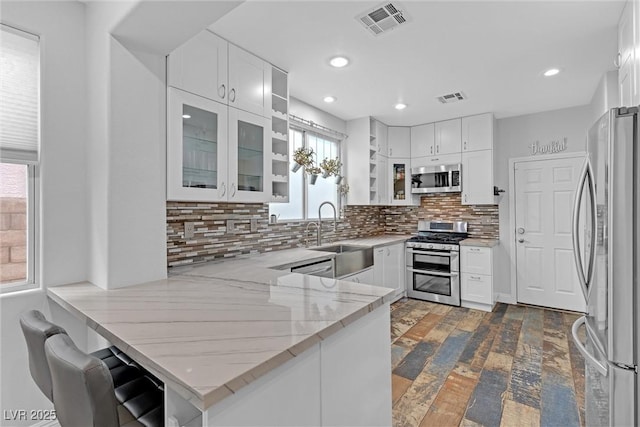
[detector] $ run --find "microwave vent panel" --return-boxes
[356,2,411,37]
[437,92,467,104]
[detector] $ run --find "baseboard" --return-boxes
[495,292,516,305]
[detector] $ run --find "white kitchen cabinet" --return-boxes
[228,44,271,117]
[376,154,389,205]
[375,120,388,156]
[410,123,435,158]
[411,153,461,170]
[168,88,272,203]
[167,88,229,202]
[434,118,461,155]
[460,245,495,311]
[341,267,374,284]
[345,117,379,205]
[462,150,495,205]
[387,127,411,158]
[373,243,405,301]
[228,108,272,202]
[168,30,271,118]
[461,113,493,152]
[389,159,417,206]
[167,30,228,105]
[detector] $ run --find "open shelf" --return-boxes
[270,66,289,203]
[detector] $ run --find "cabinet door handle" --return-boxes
[219,84,226,99]
[436,145,439,154]
[463,141,467,150]
[220,182,226,197]
[230,183,236,197]
[614,52,622,69]
[430,146,433,154]
[230,88,236,102]
[389,148,393,156]
[470,276,482,281]
[386,248,390,256]
[464,194,468,203]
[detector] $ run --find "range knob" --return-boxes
[428,244,434,249]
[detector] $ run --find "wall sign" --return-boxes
[529,137,568,155]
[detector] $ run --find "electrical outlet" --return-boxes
[184,222,195,239]
[227,219,236,234]
[250,218,258,232]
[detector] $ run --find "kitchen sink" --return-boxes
[309,244,373,277]
[309,244,368,254]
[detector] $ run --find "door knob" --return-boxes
[517,227,525,234]
[518,238,525,243]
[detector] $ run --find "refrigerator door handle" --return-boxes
[571,159,590,300]
[571,316,608,377]
[584,162,597,289]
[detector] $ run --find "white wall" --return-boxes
[0,1,88,423]
[290,97,347,134]
[494,105,593,301]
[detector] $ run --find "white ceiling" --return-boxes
[210,1,623,126]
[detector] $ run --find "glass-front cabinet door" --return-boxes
[390,158,415,205]
[228,108,271,202]
[167,88,228,201]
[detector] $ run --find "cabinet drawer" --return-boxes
[460,246,492,275]
[461,273,492,304]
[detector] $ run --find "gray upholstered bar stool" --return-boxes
[45,333,164,427]
[19,310,145,402]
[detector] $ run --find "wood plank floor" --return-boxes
[390,299,585,427]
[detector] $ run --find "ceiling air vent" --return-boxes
[437,92,467,104]
[356,2,411,37]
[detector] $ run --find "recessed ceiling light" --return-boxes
[182,114,191,119]
[395,103,407,110]
[324,96,337,103]
[329,56,349,68]
[543,68,560,77]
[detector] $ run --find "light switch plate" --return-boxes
[184,222,195,239]
[227,219,236,233]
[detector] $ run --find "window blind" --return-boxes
[0,24,39,163]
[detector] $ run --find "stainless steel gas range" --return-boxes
[405,220,468,306]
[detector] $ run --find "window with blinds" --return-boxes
[0,24,40,163]
[0,24,39,291]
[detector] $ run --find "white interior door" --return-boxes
[514,156,586,312]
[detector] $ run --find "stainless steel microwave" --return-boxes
[411,163,461,194]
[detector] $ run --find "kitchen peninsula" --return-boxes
[47,246,396,427]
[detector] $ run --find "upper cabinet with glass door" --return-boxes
[167,88,228,201]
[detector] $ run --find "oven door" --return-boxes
[406,248,461,306]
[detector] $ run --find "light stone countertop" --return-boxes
[460,238,500,248]
[46,235,403,412]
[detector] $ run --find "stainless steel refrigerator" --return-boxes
[571,107,638,426]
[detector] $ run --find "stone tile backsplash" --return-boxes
[166,194,498,267]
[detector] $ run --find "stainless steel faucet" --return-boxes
[317,201,337,246]
[304,221,319,247]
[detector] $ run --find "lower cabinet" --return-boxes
[341,267,374,284]
[460,245,495,311]
[373,243,405,302]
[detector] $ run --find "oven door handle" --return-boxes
[407,268,458,277]
[406,249,454,257]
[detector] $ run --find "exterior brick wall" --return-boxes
[166,194,499,267]
[0,197,27,284]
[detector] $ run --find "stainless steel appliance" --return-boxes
[571,107,638,426]
[290,258,334,278]
[411,163,461,194]
[405,220,468,306]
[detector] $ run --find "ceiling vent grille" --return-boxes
[356,2,411,37]
[437,92,467,104]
